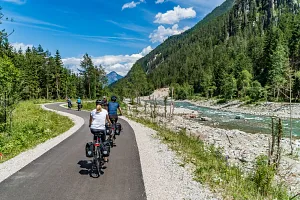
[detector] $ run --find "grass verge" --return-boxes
[128,115,292,200]
[0,101,74,163]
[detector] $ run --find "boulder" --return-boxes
[200,117,212,121]
[235,115,243,119]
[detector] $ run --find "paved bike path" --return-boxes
[0,103,146,200]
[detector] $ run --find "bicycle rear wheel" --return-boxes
[94,147,101,176]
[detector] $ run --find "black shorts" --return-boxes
[90,129,106,142]
[109,115,118,123]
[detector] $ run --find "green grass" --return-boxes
[128,116,292,200]
[0,101,74,163]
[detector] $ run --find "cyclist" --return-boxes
[107,96,123,123]
[76,97,82,110]
[67,97,72,110]
[89,100,112,164]
[102,96,108,111]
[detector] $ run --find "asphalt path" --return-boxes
[0,103,146,200]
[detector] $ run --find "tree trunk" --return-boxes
[56,75,59,99]
[46,85,49,100]
[88,80,91,99]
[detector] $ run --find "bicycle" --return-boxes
[92,131,106,177]
[77,103,82,111]
[107,115,122,148]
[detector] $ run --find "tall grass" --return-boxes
[130,116,292,200]
[0,101,73,163]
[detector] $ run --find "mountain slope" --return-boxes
[112,0,235,89]
[113,0,300,101]
[107,71,123,85]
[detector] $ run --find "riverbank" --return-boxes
[190,99,300,119]
[125,102,300,195]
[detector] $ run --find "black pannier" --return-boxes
[105,123,111,135]
[115,123,122,135]
[102,141,111,156]
[85,142,93,157]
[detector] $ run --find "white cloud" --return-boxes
[122,1,140,10]
[155,0,165,4]
[1,0,26,5]
[154,6,196,24]
[149,24,189,43]
[122,0,145,10]
[62,46,153,76]
[11,42,33,52]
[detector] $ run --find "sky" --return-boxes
[1,0,225,76]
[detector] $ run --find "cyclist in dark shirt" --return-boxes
[102,96,108,111]
[107,96,122,123]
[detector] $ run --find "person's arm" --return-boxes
[106,114,112,125]
[89,114,93,127]
[117,103,122,115]
[118,107,123,115]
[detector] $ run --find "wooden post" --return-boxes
[289,70,293,155]
[170,87,174,119]
[271,117,275,157]
[276,118,283,169]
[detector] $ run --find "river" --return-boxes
[145,100,300,136]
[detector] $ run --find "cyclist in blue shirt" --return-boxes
[77,97,82,111]
[107,96,122,123]
[77,97,81,104]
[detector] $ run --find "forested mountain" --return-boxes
[107,71,123,85]
[112,0,300,101]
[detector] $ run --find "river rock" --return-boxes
[235,115,243,119]
[200,117,212,121]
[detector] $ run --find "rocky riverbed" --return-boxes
[126,101,300,195]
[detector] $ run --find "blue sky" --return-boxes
[1,0,225,75]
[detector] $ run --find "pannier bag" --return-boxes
[105,123,111,135]
[101,141,111,157]
[115,123,122,135]
[85,142,93,157]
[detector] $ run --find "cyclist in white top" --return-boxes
[89,100,111,163]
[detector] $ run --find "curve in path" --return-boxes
[0,103,146,200]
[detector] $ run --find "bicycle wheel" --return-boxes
[94,147,101,176]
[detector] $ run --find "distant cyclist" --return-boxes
[77,97,82,111]
[89,100,112,163]
[102,96,108,111]
[107,96,123,123]
[67,97,72,110]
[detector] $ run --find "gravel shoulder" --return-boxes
[120,116,221,200]
[0,103,84,183]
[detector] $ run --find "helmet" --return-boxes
[111,96,117,102]
[103,96,107,99]
[78,97,80,99]
[96,100,103,105]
